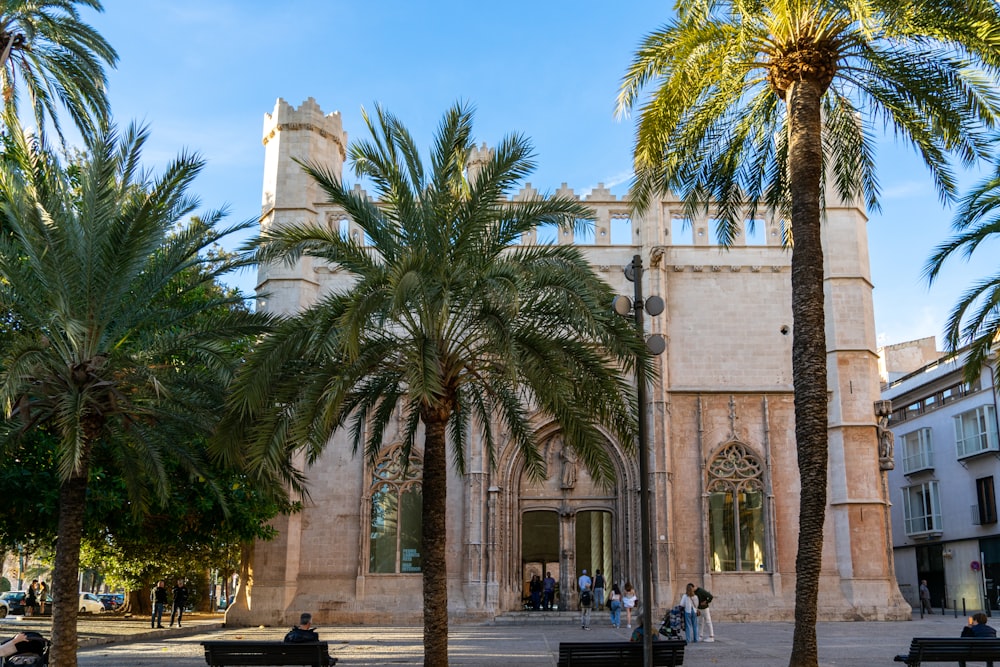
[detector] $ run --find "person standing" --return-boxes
[38,581,48,615]
[542,571,556,611]
[151,580,167,628]
[608,583,623,629]
[680,582,700,644]
[170,578,188,627]
[577,569,592,594]
[593,569,606,609]
[579,583,593,630]
[529,574,543,611]
[24,580,38,617]
[622,581,637,629]
[919,579,933,615]
[695,584,715,642]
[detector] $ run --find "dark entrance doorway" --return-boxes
[522,510,559,608]
[917,544,946,611]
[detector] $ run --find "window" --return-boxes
[902,481,942,537]
[900,428,934,474]
[369,445,422,573]
[707,442,768,572]
[954,405,999,459]
[977,476,997,525]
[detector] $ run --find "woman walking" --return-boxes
[608,584,623,628]
[622,582,637,629]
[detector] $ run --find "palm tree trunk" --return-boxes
[421,415,449,667]
[49,471,88,667]
[786,78,828,667]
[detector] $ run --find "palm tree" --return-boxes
[0,124,270,667]
[925,160,1000,379]
[223,103,643,666]
[617,2,1000,665]
[0,0,117,145]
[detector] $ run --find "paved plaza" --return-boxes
[0,608,988,665]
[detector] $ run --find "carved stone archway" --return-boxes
[490,424,639,611]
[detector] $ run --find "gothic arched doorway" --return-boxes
[513,433,628,611]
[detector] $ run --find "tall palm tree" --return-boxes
[223,103,643,666]
[0,0,116,146]
[617,2,1000,665]
[0,125,270,667]
[925,160,1000,379]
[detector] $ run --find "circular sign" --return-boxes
[972,561,982,571]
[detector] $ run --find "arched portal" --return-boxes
[498,428,637,611]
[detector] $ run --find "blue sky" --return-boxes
[89,0,996,350]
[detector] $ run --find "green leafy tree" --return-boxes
[925,159,1000,379]
[0,0,117,146]
[0,124,272,667]
[617,2,1000,665]
[223,103,643,666]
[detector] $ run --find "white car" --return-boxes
[78,592,104,614]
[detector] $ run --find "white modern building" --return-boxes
[883,339,1000,613]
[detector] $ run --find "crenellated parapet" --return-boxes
[263,97,348,161]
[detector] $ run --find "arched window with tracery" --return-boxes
[706,441,768,572]
[369,444,423,573]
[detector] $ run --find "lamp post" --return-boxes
[614,254,664,667]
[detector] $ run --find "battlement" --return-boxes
[263,97,348,160]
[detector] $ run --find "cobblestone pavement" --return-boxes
[0,608,986,666]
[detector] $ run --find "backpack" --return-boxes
[580,590,593,607]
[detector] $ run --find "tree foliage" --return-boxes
[618,2,1000,665]
[0,124,274,667]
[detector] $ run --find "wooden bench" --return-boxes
[557,640,685,666]
[894,637,1000,666]
[202,640,336,666]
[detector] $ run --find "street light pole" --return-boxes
[630,255,654,667]
[614,254,664,667]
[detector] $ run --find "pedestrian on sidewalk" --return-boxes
[170,578,188,627]
[151,580,167,628]
[695,583,715,642]
[579,585,593,630]
[919,579,933,615]
[680,583,699,644]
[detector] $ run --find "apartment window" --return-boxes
[902,481,942,536]
[954,405,999,459]
[978,476,998,525]
[900,428,934,474]
[369,445,423,574]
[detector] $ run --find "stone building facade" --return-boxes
[226,97,911,626]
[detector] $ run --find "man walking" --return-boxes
[919,579,933,615]
[170,578,189,627]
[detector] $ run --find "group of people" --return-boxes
[150,578,189,629]
[22,579,47,616]
[574,569,667,635]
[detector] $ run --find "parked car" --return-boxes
[0,591,52,617]
[98,593,123,611]
[77,592,104,614]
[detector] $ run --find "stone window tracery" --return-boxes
[706,442,768,572]
[369,444,423,573]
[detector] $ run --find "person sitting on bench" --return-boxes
[284,612,320,643]
[961,612,997,638]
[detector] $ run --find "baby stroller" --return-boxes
[3,632,49,666]
[657,605,686,641]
